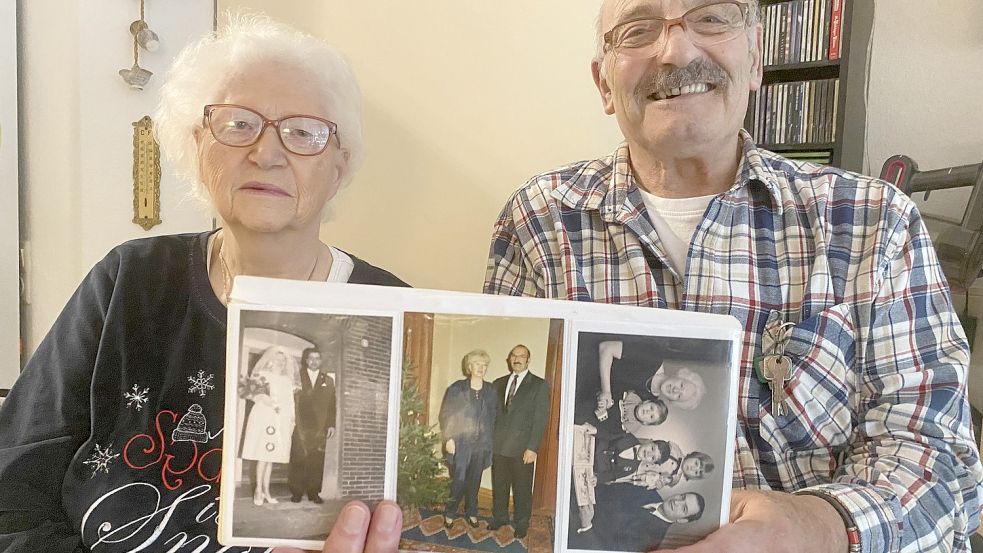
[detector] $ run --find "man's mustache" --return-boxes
[637,58,728,97]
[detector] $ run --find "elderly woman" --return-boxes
[596,340,707,411]
[0,14,404,553]
[239,346,301,506]
[438,349,498,529]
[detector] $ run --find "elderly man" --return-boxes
[485,1,983,551]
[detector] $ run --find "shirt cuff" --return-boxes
[796,482,902,553]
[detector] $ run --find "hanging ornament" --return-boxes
[119,0,159,90]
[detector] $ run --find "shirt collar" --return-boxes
[647,502,674,523]
[551,130,786,219]
[511,369,529,388]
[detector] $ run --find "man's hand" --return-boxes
[326,428,335,440]
[652,490,847,553]
[273,500,402,553]
[446,439,456,455]
[522,449,537,464]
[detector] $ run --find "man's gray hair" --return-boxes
[154,11,364,206]
[593,1,761,73]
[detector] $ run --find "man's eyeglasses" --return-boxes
[603,1,750,60]
[203,104,340,156]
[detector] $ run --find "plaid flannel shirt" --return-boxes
[484,131,983,552]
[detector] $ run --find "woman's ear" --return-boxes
[332,149,351,187]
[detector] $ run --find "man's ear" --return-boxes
[591,58,616,115]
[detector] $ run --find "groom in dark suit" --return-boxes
[289,347,337,503]
[490,344,550,538]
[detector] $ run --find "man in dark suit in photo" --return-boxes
[570,484,705,552]
[289,347,337,503]
[490,344,550,538]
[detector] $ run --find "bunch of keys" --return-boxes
[754,321,795,417]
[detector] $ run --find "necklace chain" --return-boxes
[216,232,320,304]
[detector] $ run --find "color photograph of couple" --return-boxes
[565,331,733,553]
[398,313,564,553]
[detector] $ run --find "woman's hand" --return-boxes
[272,500,402,553]
[445,439,455,455]
[596,392,614,410]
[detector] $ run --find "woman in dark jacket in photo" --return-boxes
[438,349,498,528]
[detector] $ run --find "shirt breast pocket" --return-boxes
[758,304,857,456]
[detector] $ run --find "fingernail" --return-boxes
[340,503,369,535]
[376,502,401,532]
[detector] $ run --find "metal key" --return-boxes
[762,354,792,416]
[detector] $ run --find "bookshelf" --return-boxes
[746,0,873,171]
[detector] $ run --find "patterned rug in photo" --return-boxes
[401,508,535,553]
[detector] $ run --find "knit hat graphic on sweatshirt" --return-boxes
[172,404,209,443]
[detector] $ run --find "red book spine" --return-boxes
[828,0,843,60]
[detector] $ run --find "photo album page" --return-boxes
[219,278,741,553]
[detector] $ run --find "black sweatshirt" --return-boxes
[0,231,406,552]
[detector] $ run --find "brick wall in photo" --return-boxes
[339,316,393,499]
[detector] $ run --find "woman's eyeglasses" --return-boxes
[203,104,340,156]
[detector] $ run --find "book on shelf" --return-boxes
[761,0,845,67]
[829,0,844,60]
[218,279,743,553]
[749,78,839,148]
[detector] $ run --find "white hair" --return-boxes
[154,11,364,205]
[593,0,761,75]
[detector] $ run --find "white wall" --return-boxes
[217,0,622,293]
[1,2,19,389]
[863,0,983,408]
[20,0,213,355]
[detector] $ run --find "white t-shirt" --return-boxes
[637,189,716,276]
[327,246,354,282]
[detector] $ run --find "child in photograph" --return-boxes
[577,389,668,438]
[618,450,715,490]
[239,346,301,505]
[586,424,680,486]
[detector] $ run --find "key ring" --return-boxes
[765,321,795,356]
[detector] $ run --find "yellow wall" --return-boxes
[216,0,622,292]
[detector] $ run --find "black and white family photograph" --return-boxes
[398,313,564,553]
[221,308,396,547]
[565,331,734,553]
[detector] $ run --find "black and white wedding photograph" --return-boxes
[220,308,397,548]
[564,330,736,553]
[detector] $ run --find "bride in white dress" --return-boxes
[240,346,300,505]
